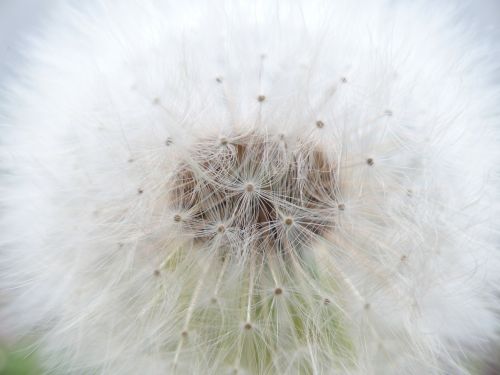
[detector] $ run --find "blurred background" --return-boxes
[0,1,499,374]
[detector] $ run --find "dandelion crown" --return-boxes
[1,1,499,374]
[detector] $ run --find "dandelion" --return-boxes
[1,1,499,374]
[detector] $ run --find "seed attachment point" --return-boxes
[245,183,255,193]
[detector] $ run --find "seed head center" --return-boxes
[168,133,336,252]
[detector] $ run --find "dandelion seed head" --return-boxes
[1,1,500,374]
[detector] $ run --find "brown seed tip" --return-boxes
[366,158,374,166]
[316,120,324,129]
[324,298,331,305]
[284,217,293,226]
[181,331,188,338]
[338,203,345,211]
[244,322,252,330]
[257,95,266,102]
[220,137,228,146]
[274,287,283,295]
[217,224,225,233]
[137,188,144,194]
[215,76,223,83]
[154,269,161,276]
[173,214,182,222]
[245,183,255,193]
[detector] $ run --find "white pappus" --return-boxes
[1,1,500,374]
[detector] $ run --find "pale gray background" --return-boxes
[0,0,53,86]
